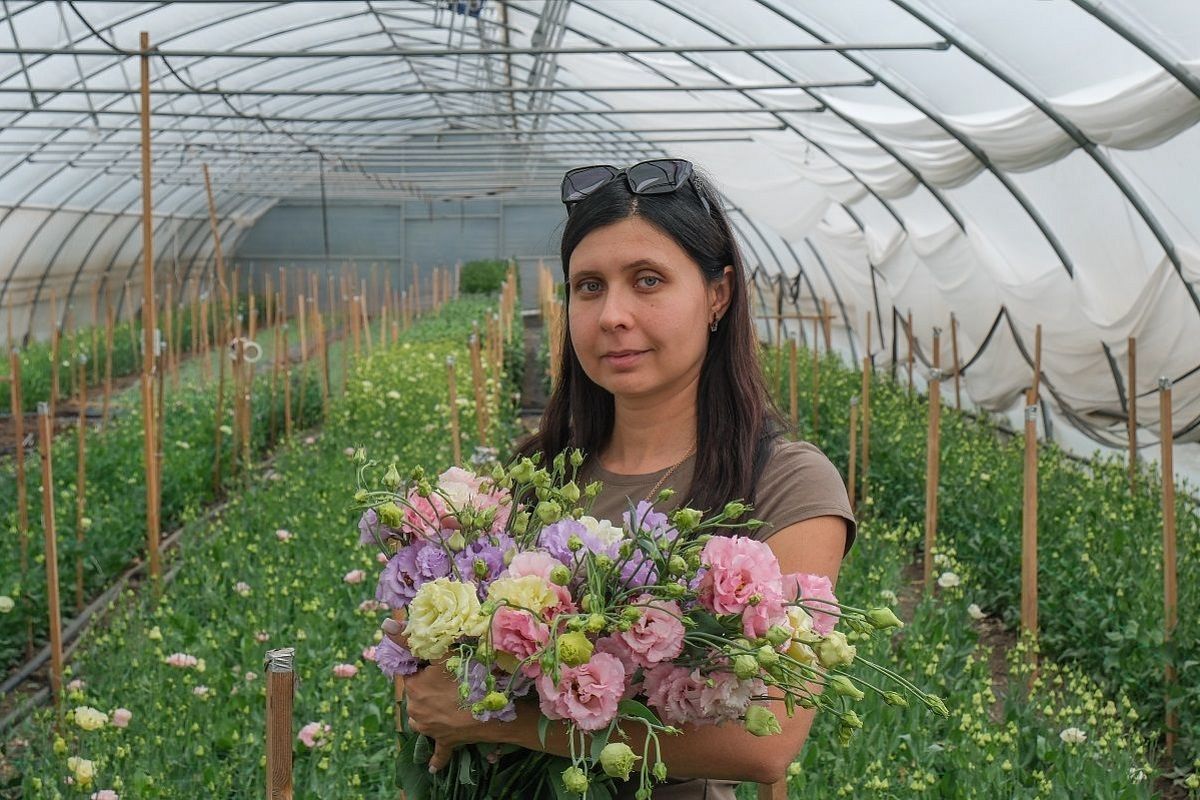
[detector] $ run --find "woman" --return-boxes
[385,158,857,797]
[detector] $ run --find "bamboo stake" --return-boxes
[1159,377,1178,757]
[447,356,462,466]
[164,281,174,389]
[821,298,832,352]
[139,31,160,587]
[905,310,914,396]
[360,285,372,357]
[49,289,60,419]
[848,397,858,513]
[788,338,798,432]
[1020,403,1039,644]
[950,313,962,410]
[470,330,488,445]
[75,356,88,613]
[923,329,942,593]
[317,309,330,419]
[269,293,280,445]
[1128,336,1137,491]
[810,317,820,436]
[8,321,32,657]
[265,647,296,800]
[36,402,65,705]
[297,294,308,366]
[1029,324,1043,405]
[89,281,101,385]
[860,356,871,506]
[102,292,114,427]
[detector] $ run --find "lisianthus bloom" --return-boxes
[110,708,132,728]
[375,637,419,678]
[642,664,706,726]
[164,653,198,669]
[403,578,486,660]
[504,552,574,613]
[67,756,96,784]
[782,573,839,636]
[91,790,119,800]
[343,569,366,585]
[73,706,108,731]
[0,595,14,614]
[298,722,332,748]
[489,607,550,676]
[615,595,685,669]
[438,466,511,531]
[332,663,358,679]
[537,652,625,731]
[486,575,560,615]
[697,671,761,724]
[698,537,787,638]
[234,581,251,596]
[275,528,293,542]
[376,540,452,609]
[362,646,378,662]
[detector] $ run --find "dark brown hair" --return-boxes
[518,164,784,514]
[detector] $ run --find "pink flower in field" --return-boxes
[244,672,258,682]
[615,595,685,669]
[375,552,389,565]
[304,436,316,445]
[91,791,119,800]
[358,599,386,613]
[362,646,378,662]
[275,529,293,542]
[254,631,270,643]
[642,664,706,727]
[164,653,198,669]
[698,536,787,638]
[298,722,331,748]
[66,679,86,692]
[536,652,625,731]
[343,569,366,585]
[234,581,251,596]
[782,572,839,635]
[344,447,356,457]
[697,671,761,725]
[111,708,132,728]
[332,663,358,679]
[192,686,211,698]
[490,607,550,677]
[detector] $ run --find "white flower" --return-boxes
[234,581,251,596]
[1127,766,1146,783]
[967,603,985,620]
[0,595,16,614]
[878,589,898,605]
[192,685,211,699]
[936,571,961,589]
[1059,727,1086,744]
[933,552,950,567]
[579,515,625,550]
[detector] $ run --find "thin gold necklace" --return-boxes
[643,445,696,504]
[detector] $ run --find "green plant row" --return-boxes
[459,259,513,296]
[760,344,1199,769]
[2,296,522,798]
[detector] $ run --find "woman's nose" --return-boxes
[597,289,634,331]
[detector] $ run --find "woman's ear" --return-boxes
[710,265,734,318]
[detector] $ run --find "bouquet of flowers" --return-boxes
[350,448,948,799]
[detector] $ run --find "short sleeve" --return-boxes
[750,440,857,557]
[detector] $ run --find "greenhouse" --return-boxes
[0,1,1196,797]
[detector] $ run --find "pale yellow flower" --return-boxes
[404,578,486,659]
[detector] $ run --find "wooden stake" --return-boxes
[297,294,308,366]
[905,310,914,396]
[1128,337,1137,491]
[788,339,798,432]
[265,647,296,800]
[447,356,462,466]
[1029,323,1043,405]
[848,397,858,513]
[102,293,114,427]
[75,356,88,613]
[950,313,962,410]
[470,331,488,446]
[8,326,32,657]
[36,403,65,705]
[860,356,871,507]
[49,289,60,419]
[821,298,832,352]
[923,329,942,593]
[1020,403,1039,644]
[139,31,160,587]
[810,317,820,436]
[1159,377,1178,757]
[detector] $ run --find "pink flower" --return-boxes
[244,672,258,682]
[490,607,549,677]
[362,646,378,662]
[642,665,706,727]
[255,631,270,643]
[298,721,331,748]
[234,581,251,596]
[343,447,356,457]
[110,708,132,728]
[591,636,641,700]
[91,791,119,800]
[698,536,787,638]
[697,671,761,725]
[304,436,317,445]
[506,551,574,614]
[66,678,86,692]
[332,663,359,679]
[782,573,839,636]
[343,569,366,585]
[376,552,389,565]
[615,595,685,669]
[359,599,387,612]
[536,652,625,731]
[164,653,198,669]
[275,529,293,542]
[192,685,211,698]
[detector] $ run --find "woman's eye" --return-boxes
[576,279,601,293]
[637,275,661,288]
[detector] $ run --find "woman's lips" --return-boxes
[601,349,648,368]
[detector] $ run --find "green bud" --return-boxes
[618,540,635,559]
[416,480,433,498]
[765,625,792,647]
[586,614,607,633]
[636,789,653,800]
[796,694,817,709]
[814,631,857,668]
[845,615,873,635]
[755,645,779,667]
[482,691,509,712]
[656,488,675,503]
[617,619,633,632]
[566,534,584,552]
[376,501,404,530]
[668,555,688,575]
[553,453,566,473]
[491,464,506,482]
[663,582,687,599]
[531,470,552,490]
[502,548,516,566]
[580,594,600,612]
[787,762,802,777]
[410,465,426,481]
[922,694,950,717]
[585,481,603,498]
[480,601,499,615]
[744,705,782,737]
[536,500,562,524]
[353,489,369,503]
[652,761,668,781]
[556,632,594,667]
[670,507,703,533]
[733,654,759,680]
[570,450,584,468]
[446,656,462,672]
[446,532,466,552]
[549,565,571,586]
[353,447,367,464]
[512,512,530,535]
[621,606,642,621]
[882,691,908,708]
[473,558,490,580]
[566,617,586,632]
[559,481,581,503]
[866,607,904,630]
[593,554,613,571]
[722,501,748,518]
[840,709,864,729]
[561,766,589,795]
[828,674,865,701]
[382,463,402,490]
[598,742,640,780]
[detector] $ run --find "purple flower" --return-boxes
[376,637,420,678]
[538,518,620,563]
[358,509,381,546]
[375,541,452,609]
[622,501,676,542]
[464,661,531,722]
[453,533,514,598]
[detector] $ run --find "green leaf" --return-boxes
[538,713,551,748]
[589,726,612,762]
[617,699,662,727]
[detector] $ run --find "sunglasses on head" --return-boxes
[560,158,711,215]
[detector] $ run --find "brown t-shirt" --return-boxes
[577,438,857,799]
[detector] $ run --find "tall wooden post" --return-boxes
[810,317,820,436]
[860,355,871,507]
[75,356,88,613]
[1128,337,1137,491]
[905,310,914,396]
[446,356,462,466]
[923,329,942,592]
[139,31,161,586]
[469,331,488,446]
[8,319,32,656]
[36,403,65,705]
[1020,403,1039,645]
[265,647,296,800]
[1159,377,1178,756]
[848,396,858,513]
[787,339,798,432]
[950,313,962,410]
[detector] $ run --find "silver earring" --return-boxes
[710,316,719,332]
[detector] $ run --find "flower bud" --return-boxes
[765,625,792,647]
[755,645,779,667]
[840,709,863,729]
[744,705,782,737]
[376,501,404,530]
[586,614,607,633]
[561,766,589,794]
[567,534,584,552]
[473,558,490,580]
[722,501,748,518]
[570,450,584,468]
[491,464,506,482]
[585,481,603,498]
[549,565,571,586]
[598,742,640,780]
[656,488,675,503]
[559,481,581,504]
[663,582,687,599]
[416,480,433,498]
[354,447,367,464]
[446,532,466,552]
[668,555,688,575]
[553,453,566,473]
[670,507,703,533]
[382,463,402,490]
[353,489,369,503]
[814,631,857,668]
[882,691,908,708]
[482,691,509,712]
[828,675,865,701]
[556,632,594,667]
[512,513,530,535]
[866,607,904,630]
[536,501,562,524]
[922,694,950,717]
[593,554,613,571]
[653,761,668,781]
[621,606,642,621]
[733,654,759,680]
[446,656,462,672]
[503,548,516,566]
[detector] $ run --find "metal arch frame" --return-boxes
[889,0,1200,318]
[791,236,859,365]
[755,0,1078,279]
[726,209,812,347]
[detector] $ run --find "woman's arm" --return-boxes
[405,514,848,784]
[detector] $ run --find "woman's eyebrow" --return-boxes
[570,259,666,280]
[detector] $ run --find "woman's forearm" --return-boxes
[480,699,798,785]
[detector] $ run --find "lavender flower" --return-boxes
[453,533,514,599]
[375,540,452,608]
[376,637,420,678]
[464,661,532,722]
[538,518,619,563]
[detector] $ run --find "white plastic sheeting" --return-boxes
[0,0,1196,451]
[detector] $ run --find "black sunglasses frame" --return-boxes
[560,158,711,215]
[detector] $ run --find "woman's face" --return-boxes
[566,215,730,401]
